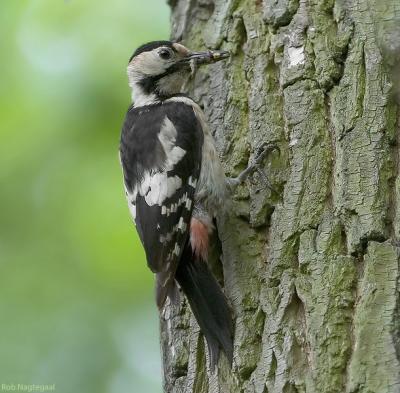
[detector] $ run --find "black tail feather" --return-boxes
[175,243,233,369]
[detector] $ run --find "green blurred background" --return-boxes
[0,1,169,392]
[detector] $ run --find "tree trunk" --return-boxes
[160,0,400,392]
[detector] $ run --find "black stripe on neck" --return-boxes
[137,63,187,100]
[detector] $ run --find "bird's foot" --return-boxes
[227,143,279,191]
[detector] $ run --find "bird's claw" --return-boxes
[249,143,279,193]
[253,142,280,166]
[227,142,279,190]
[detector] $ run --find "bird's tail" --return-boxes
[175,242,233,369]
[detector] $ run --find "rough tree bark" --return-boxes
[160,0,400,392]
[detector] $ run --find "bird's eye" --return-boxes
[159,49,172,60]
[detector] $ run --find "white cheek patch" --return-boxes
[133,51,167,76]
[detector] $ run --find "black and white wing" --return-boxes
[120,101,203,308]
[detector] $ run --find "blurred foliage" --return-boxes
[0,1,169,392]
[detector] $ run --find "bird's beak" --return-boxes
[185,49,230,65]
[175,49,230,69]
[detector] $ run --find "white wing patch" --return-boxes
[137,116,187,207]
[158,116,186,167]
[140,172,182,206]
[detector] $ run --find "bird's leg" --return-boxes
[227,143,278,191]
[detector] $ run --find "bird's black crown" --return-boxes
[128,40,174,63]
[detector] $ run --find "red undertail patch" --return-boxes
[190,218,209,261]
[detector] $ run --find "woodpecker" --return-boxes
[119,40,271,368]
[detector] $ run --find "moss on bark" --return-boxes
[161,0,400,392]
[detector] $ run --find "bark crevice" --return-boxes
[162,0,400,392]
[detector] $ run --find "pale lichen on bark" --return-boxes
[161,0,400,392]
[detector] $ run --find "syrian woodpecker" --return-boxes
[119,41,270,368]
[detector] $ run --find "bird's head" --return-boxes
[127,40,229,106]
